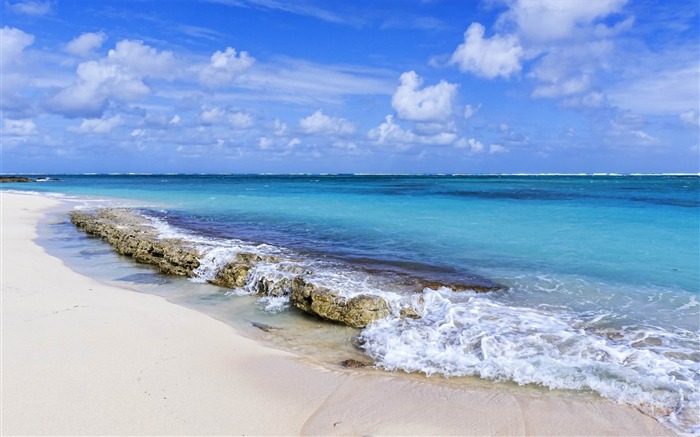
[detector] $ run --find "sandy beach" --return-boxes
[1,192,675,436]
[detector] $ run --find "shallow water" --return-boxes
[12,174,700,435]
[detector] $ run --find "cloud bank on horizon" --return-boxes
[1,0,698,173]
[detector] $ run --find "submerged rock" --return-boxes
[289,277,390,328]
[340,359,369,368]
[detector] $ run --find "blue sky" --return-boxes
[1,0,698,173]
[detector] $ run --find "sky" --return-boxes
[1,0,699,174]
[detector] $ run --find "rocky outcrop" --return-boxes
[0,176,34,183]
[70,208,393,328]
[70,209,200,277]
[289,277,390,328]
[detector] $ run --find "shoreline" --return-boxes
[1,192,675,436]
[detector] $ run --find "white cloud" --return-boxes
[464,103,481,120]
[391,71,458,122]
[505,0,627,43]
[489,144,509,154]
[369,115,416,144]
[2,118,37,135]
[369,114,456,146]
[288,138,301,147]
[450,23,523,79]
[7,1,52,16]
[0,27,34,67]
[258,136,273,149]
[69,115,123,134]
[199,47,254,88]
[680,110,700,127]
[65,32,107,57]
[455,137,484,153]
[273,119,287,135]
[242,59,394,98]
[47,61,149,117]
[170,114,181,125]
[228,111,253,129]
[630,130,659,144]
[107,40,177,79]
[607,64,700,115]
[299,109,356,135]
[47,39,177,118]
[532,75,590,98]
[200,107,225,125]
[562,91,608,109]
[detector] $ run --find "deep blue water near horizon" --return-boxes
[4,174,699,434]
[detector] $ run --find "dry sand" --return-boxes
[1,192,675,436]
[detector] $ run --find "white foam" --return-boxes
[138,209,699,435]
[257,295,290,313]
[359,288,700,435]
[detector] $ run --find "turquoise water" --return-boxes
[5,174,699,434]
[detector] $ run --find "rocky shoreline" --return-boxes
[0,176,35,183]
[70,208,498,328]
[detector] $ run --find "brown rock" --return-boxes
[289,277,390,328]
[70,209,200,277]
[340,359,369,368]
[210,262,251,288]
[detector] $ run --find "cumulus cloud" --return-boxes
[455,137,484,153]
[69,115,123,134]
[200,107,225,125]
[489,144,509,154]
[3,118,37,135]
[391,71,458,121]
[47,40,177,118]
[106,39,177,78]
[1,27,34,67]
[65,32,107,57]
[228,111,253,129]
[450,23,523,79]
[199,47,254,88]
[299,109,356,135]
[6,1,52,16]
[368,114,456,146]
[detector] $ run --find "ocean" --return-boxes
[4,174,699,434]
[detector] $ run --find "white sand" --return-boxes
[1,192,674,436]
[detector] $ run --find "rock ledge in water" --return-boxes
[70,209,200,277]
[289,277,390,328]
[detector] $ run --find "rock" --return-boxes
[70,208,200,277]
[251,321,281,332]
[256,277,292,297]
[209,262,251,288]
[400,306,421,319]
[340,359,369,368]
[0,176,34,183]
[289,277,390,328]
[417,279,503,293]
